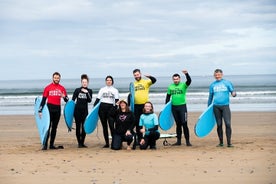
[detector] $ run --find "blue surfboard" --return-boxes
[129,82,135,111]
[34,97,50,145]
[159,101,174,131]
[194,104,216,138]
[63,100,75,131]
[84,103,100,134]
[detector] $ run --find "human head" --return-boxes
[143,101,154,114]
[105,75,114,86]
[172,73,181,85]
[214,69,223,81]
[81,74,89,88]
[52,72,61,84]
[118,99,130,112]
[133,69,141,81]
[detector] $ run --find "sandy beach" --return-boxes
[0,112,275,184]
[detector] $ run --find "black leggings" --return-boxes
[99,103,114,145]
[45,105,61,147]
[172,104,190,141]
[74,108,88,146]
[140,131,160,149]
[134,104,144,141]
[111,133,133,150]
[213,105,232,145]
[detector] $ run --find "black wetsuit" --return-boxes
[72,87,93,147]
[109,107,135,150]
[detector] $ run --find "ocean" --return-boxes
[0,74,275,115]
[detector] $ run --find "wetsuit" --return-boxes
[39,82,68,149]
[94,86,119,147]
[165,73,191,146]
[208,79,235,146]
[72,87,93,147]
[133,76,156,142]
[109,107,135,150]
[139,113,160,149]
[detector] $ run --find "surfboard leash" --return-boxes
[96,124,100,140]
[163,138,171,146]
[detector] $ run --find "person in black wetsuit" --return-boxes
[72,74,93,148]
[109,100,135,150]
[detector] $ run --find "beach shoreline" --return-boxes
[0,112,275,184]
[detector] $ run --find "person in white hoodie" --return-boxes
[94,76,119,148]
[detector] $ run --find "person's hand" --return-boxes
[232,91,237,97]
[81,88,88,93]
[140,139,145,145]
[125,130,132,136]
[182,69,188,74]
[144,74,150,78]
[39,112,42,119]
[61,92,66,98]
[140,128,145,134]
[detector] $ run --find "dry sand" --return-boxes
[0,112,275,184]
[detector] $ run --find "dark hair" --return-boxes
[133,69,141,74]
[172,73,180,78]
[214,69,223,73]
[81,74,89,82]
[105,75,114,85]
[52,72,61,77]
[143,101,154,113]
[119,100,130,112]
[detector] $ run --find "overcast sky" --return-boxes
[0,0,275,80]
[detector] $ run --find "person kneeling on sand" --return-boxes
[109,100,135,150]
[139,102,160,150]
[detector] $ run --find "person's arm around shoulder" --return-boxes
[182,69,191,86]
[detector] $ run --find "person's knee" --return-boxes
[140,145,147,150]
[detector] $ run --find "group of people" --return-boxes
[38,68,236,151]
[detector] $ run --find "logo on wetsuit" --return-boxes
[171,88,184,95]
[135,84,145,91]
[49,89,62,97]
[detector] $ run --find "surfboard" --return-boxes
[84,103,100,134]
[109,133,177,139]
[194,104,216,138]
[63,100,75,131]
[129,82,135,111]
[160,133,177,138]
[34,97,50,145]
[159,101,174,131]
